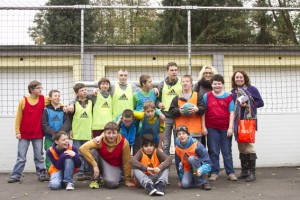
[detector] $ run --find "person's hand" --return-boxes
[93,88,99,96]
[16,133,21,139]
[153,88,160,97]
[177,182,182,188]
[125,182,134,187]
[68,104,74,113]
[69,131,73,139]
[93,166,100,179]
[179,107,185,115]
[153,167,161,174]
[147,167,155,175]
[158,103,165,110]
[240,102,247,107]
[194,168,202,177]
[202,127,208,136]
[93,135,103,145]
[188,105,199,115]
[64,150,75,157]
[227,128,233,137]
[63,106,68,113]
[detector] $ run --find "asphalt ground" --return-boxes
[1,165,300,200]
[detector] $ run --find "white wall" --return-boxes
[1,112,300,172]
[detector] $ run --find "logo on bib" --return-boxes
[80,111,89,118]
[119,94,128,100]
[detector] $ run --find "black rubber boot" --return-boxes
[239,153,249,179]
[246,153,257,182]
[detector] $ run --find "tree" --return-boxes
[158,0,253,44]
[252,0,276,44]
[29,0,98,44]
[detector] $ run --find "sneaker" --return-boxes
[209,174,218,181]
[89,180,99,189]
[201,182,212,191]
[7,177,20,183]
[228,173,238,181]
[145,182,157,196]
[66,182,75,190]
[155,181,165,196]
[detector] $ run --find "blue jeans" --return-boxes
[181,156,208,188]
[49,159,75,190]
[162,117,176,156]
[72,140,90,175]
[10,138,45,180]
[207,128,235,175]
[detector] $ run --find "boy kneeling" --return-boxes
[130,134,172,196]
[175,126,212,190]
[47,131,81,190]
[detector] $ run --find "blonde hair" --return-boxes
[197,66,218,81]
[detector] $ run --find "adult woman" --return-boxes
[231,71,264,182]
[193,66,218,147]
[193,65,218,97]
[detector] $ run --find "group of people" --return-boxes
[7,62,264,196]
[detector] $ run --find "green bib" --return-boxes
[162,80,182,111]
[112,83,134,119]
[92,93,113,130]
[72,100,93,140]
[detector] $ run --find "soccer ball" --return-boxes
[182,102,194,116]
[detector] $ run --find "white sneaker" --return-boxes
[66,182,74,190]
[209,174,218,181]
[228,173,238,181]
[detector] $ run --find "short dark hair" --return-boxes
[231,70,251,89]
[98,77,110,88]
[73,83,85,93]
[52,131,67,141]
[48,90,60,97]
[28,80,41,94]
[122,109,134,119]
[166,62,177,70]
[139,75,151,87]
[211,74,224,84]
[104,122,119,132]
[141,134,155,146]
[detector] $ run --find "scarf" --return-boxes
[233,86,256,138]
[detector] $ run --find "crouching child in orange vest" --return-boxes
[47,131,81,190]
[175,125,212,190]
[130,134,172,196]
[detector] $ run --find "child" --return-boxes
[134,100,165,150]
[42,90,71,172]
[69,83,93,181]
[8,80,49,183]
[47,131,81,190]
[115,109,139,155]
[130,134,172,196]
[175,125,212,190]
[133,75,157,111]
[80,122,134,189]
[169,75,206,143]
[91,78,113,138]
[202,74,237,181]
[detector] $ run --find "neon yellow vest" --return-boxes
[112,83,133,119]
[72,100,93,140]
[162,80,182,111]
[92,93,113,130]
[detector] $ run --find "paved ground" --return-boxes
[1,165,300,200]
